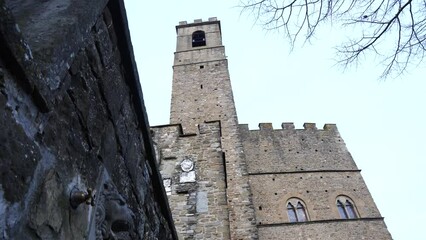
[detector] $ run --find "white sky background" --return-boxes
[124,1,425,239]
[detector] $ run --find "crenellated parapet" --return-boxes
[239,122,355,174]
[178,17,218,26]
[240,122,338,132]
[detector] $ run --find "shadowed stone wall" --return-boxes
[0,0,176,239]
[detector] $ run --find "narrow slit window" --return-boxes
[296,202,307,222]
[337,200,348,219]
[287,203,297,222]
[346,200,357,218]
[192,31,206,47]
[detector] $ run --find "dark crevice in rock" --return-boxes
[93,71,123,159]
[94,39,106,67]
[85,43,103,79]
[66,89,93,151]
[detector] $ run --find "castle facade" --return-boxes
[151,18,392,239]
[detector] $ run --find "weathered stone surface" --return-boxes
[28,169,64,239]
[240,125,357,174]
[152,122,230,239]
[239,124,391,239]
[239,124,358,173]
[0,1,175,239]
[6,0,109,102]
[258,220,392,240]
[249,172,381,224]
[0,81,40,203]
[169,19,258,240]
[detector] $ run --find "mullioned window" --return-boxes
[336,195,358,219]
[286,198,308,222]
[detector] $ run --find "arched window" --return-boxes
[336,196,358,219]
[192,31,206,47]
[287,198,308,222]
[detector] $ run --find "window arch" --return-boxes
[336,196,358,219]
[286,198,308,222]
[192,31,206,47]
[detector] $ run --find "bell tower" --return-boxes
[169,18,258,239]
[170,18,236,133]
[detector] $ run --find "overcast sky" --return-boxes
[125,1,426,239]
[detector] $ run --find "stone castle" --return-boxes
[151,18,393,239]
[0,0,392,238]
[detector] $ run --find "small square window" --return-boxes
[200,65,204,69]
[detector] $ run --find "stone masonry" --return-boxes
[0,1,176,239]
[153,18,392,240]
[168,18,258,239]
[240,123,392,239]
[152,122,229,239]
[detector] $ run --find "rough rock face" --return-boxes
[0,0,176,239]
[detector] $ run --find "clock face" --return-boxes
[180,158,194,172]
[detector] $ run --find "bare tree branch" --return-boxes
[240,0,423,78]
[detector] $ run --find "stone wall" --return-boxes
[170,55,229,134]
[239,123,358,173]
[0,0,176,239]
[258,219,392,240]
[239,122,391,239]
[151,122,230,239]
[249,172,381,224]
